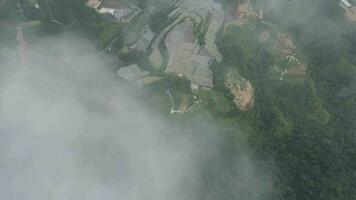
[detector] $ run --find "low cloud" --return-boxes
[0,33,270,200]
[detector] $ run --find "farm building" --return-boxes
[86,0,135,22]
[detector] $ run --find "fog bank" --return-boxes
[0,34,269,200]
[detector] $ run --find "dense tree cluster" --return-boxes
[1,0,356,199]
[212,0,356,199]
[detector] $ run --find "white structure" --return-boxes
[117,64,149,87]
[340,0,352,8]
[99,7,134,21]
[99,7,115,15]
[114,8,132,19]
[86,0,135,21]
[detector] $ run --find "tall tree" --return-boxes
[0,0,15,18]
